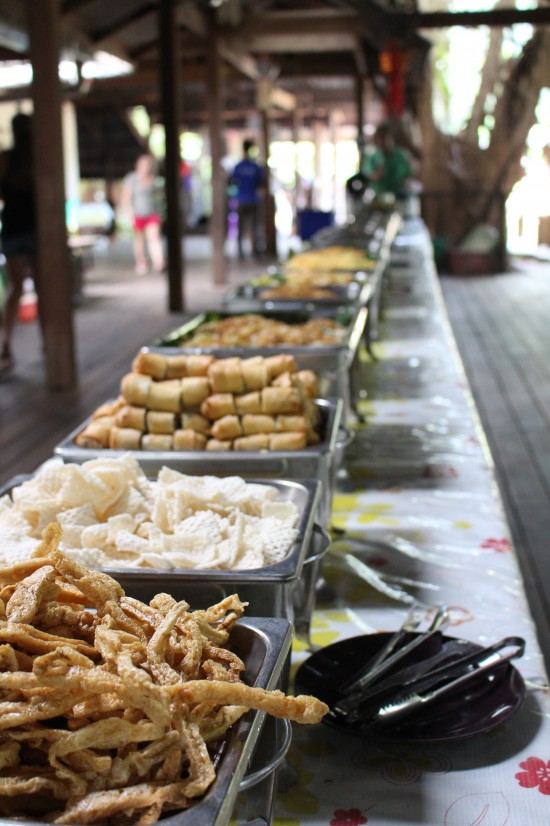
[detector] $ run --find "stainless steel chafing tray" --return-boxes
[0,617,294,826]
[147,307,367,420]
[54,398,345,526]
[222,276,375,315]
[0,473,321,631]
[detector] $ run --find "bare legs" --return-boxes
[1,256,32,371]
[144,221,165,272]
[133,223,165,274]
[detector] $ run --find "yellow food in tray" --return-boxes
[257,283,340,301]
[285,245,375,271]
[0,522,327,825]
[76,353,321,452]
[181,314,346,347]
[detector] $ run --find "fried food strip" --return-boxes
[172,681,328,724]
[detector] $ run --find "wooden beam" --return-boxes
[91,3,156,44]
[261,109,277,257]
[26,0,77,390]
[61,0,94,14]
[206,13,226,286]
[177,1,208,37]
[220,44,261,81]
[159,0,184,313]
[402,6,550,28]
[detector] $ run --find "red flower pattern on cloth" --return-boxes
[330,809,368,826]
[516,757,550,795]
[481,537,511,553]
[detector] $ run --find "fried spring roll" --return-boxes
[146,379,182,413]
[146,410,176,434]
[276,415,307,432]
[165,355,189,379]
[264,354,297,379]
[181,377,210,409]
[211,415,243,441]
[173,429,208,450]
[241,414,277,435]
[233,434,270,451]
[295,369,319,398]
[91,397,124,420]
[132,351,167,380]
[121,373,152,407]
[201,393,236,420]
[269,432,307,451]
[109,427,142,450]
[206,438,233,451]
[186,354,215,376]
[116,405,147,431]
[208,358,245,394]
[234,392,262,415]
[141,433,173,451]
[75,418,115,449]
[261,387,302,415]
[241,356,269,391]
[181,413,211,435]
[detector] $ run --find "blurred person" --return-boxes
[362,122,412,197]
[121,153,165,275]
[0,113,37,375]
[230,139,265,259]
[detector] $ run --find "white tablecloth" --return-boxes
[261,221,550,826]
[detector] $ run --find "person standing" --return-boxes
[121,153,165,275]
[230,139,265,259]
[363,123,412,198]
[0,113,37,375]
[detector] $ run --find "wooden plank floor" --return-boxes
[441,259,550,671]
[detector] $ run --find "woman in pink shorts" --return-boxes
[121,154,165,275]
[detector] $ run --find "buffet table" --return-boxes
[264,219,550,826]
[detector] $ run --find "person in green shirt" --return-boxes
[363,123,412,197]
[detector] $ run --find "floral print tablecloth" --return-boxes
[269,220,550,826]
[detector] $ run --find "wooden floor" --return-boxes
[441,258,550,670]
[1,236,549,666]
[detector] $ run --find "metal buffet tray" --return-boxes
[54,397,344,526]
[0,617,294,826]
[0,472,321,625]
[222,275,375,315]
[148,307,368,420]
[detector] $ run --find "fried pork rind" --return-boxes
[0,524,328,825]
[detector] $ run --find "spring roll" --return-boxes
[186,354,215,376]
[242,414,277,435]
[165,355,189,379]
[206,438,233,451]
[121,373,152,407]
[276,415,307,432]
[233,434,270,451]
[173,429,208,451]
[75,418,115,449]
[201,393,236,420]
[91,397,124,420]
[181,413,211,435]
[241,356,269,391]
[234,392,262,415]
[295,369,319,397]
[208,358,245,394]
[264,354,297,379]
[269,432,307,451]
[146,410,176,434]
[116,405,147,431]
[261,387,302,415]
[141,433,173,451]
[132,351,167,380]
[109,427,142,450]
[146,379,182,413]
[181,377,211,409]
[211,415,243,441]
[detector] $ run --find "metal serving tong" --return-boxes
[334,605,450,718]
[332,634,525,727]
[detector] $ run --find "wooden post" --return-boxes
[206,13,226,285]
[27,0,77,390]
[159,0,184,312]
[261,108,277,257]
[355,74,365,145]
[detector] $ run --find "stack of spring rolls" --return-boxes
[76,351,321,452]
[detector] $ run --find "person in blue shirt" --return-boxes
[230,139,265,259]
